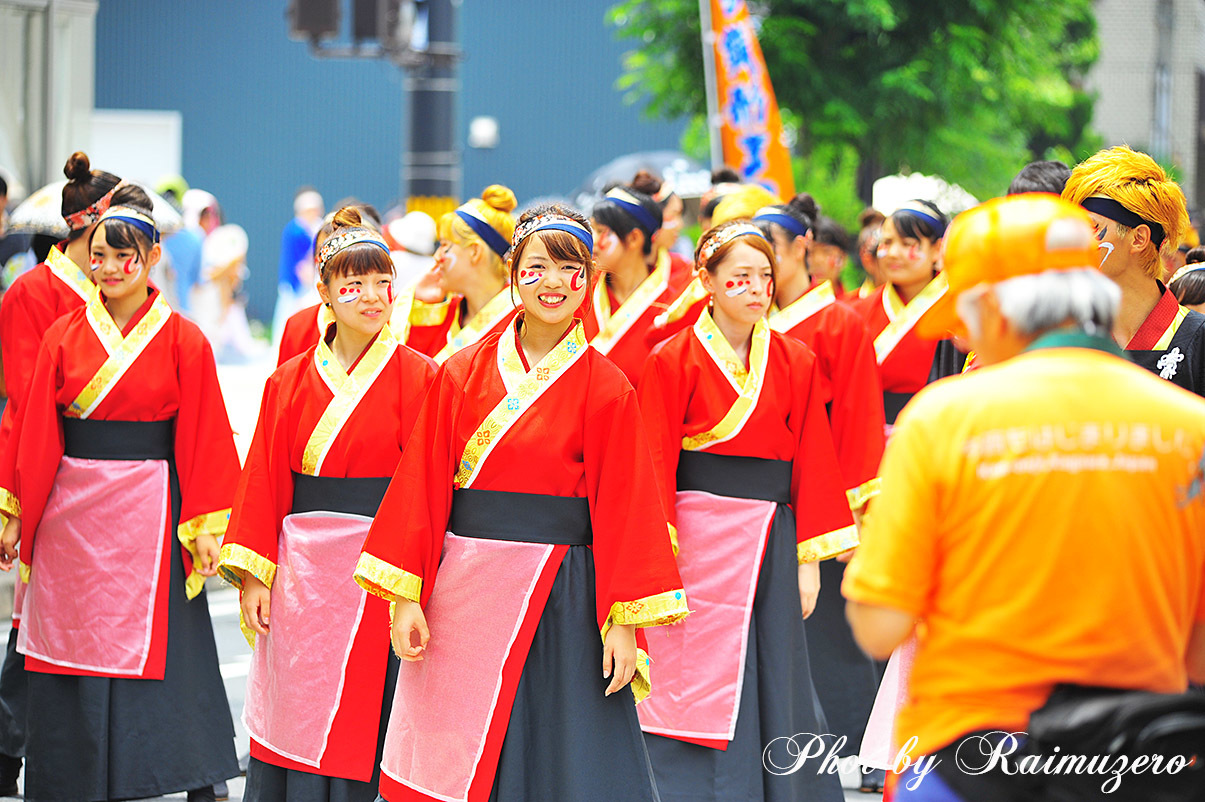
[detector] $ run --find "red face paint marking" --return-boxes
[908,245,919,261]
[570,268,585,292]
[90,258,102,271]
[726,280,735,288]
[123,256,135,275]
[387,285,394,304]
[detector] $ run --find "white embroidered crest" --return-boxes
[1157,346,1184,380]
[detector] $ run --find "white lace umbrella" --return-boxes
[872,173,979,218]
[7,180,184,238]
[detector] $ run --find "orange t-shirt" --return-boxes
[843,344,1205,756]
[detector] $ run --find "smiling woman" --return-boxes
[219,205,438,802]
[0,194,241,801]
[355,202,688,802]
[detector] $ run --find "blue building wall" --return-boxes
[95,0,686,324]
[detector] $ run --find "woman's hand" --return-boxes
[798,560,821,619]
[603,623,638,697]
[412,267,446,304]
[240,573,272,636]
[193,533,220,576]
[392,598,430,662]
[0,517,20,571]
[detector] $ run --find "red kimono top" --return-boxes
[0,244,94,453]
[405,287,518,365]
[769,282,886,509]
[646,278,887,510]
[638,309,858,562]
[222,324,436,778]
[356,317,688,640]
[0,287,239,599]
[849,275,949,421]
[584,250,691,385]
[276,288,424,367]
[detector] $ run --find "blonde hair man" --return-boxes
[1063,146,1205,393]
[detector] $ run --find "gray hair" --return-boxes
[955,269,1120,339]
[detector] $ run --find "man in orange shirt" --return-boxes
[842,194,1205,800]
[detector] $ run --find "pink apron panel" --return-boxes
[638,490,775,744]
[243,511,373,768]
[18,456,168,677]
[858,633,918,769]
[380,533,555,802]
[11,579,24,623]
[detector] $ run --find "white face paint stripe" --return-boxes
[1097,241,1115,266]
[725,286,748,297]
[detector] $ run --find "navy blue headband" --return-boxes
[894,205,947,238]
[753,209,809,240]
[602,194,660,236]
[455,209,511,258]
[1081,196,1166,249]
[533,222,594,253]
[103,214,160,244]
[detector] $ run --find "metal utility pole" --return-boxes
[289,0,461,215]
[404,0,459,217]
[698,0,724,171]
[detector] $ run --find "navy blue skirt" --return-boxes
[488,545,659,802]
[808,557,879,755]
[644,505,845,802]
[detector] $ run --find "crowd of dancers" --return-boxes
[0,141,1199,802]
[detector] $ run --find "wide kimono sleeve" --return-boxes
[584,383,689,636]
[276,306,317,367]
[173,322,241,599]
[635,342,688,547]
[0,276,46,411]
[820,306,886,510]
[0,326,68,575]
[219,369,295,591]
[790,353,859,563]
[355,363,461,605]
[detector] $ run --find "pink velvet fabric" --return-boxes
[638,490,775,744]
[380,533,556,802]
[18,456,168,676]
[243,512,373,768]
[859,633,918,769]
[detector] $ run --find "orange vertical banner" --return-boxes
[710,0,796,199]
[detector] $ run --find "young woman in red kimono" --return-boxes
[277,215,424,367]
[355,204,689,802]
[849,200,950,432]
[220,208,436,802]
[0,150,130,794]
[405,186,518,363]
[587,186,688,384]
[0,201,239,802]
[752,200,887,789]
[635,221,855,802]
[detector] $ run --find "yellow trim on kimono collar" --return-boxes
[592,249,670,354]
[683,309,771,451]
[305,324,400,475]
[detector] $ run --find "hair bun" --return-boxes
[331,206,363,229]
[64,151,92,183]
[788,192,819,220]
[630,169,662,197]
[481,184,517,214]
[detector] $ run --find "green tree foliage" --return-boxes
[608,0,1101,217]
